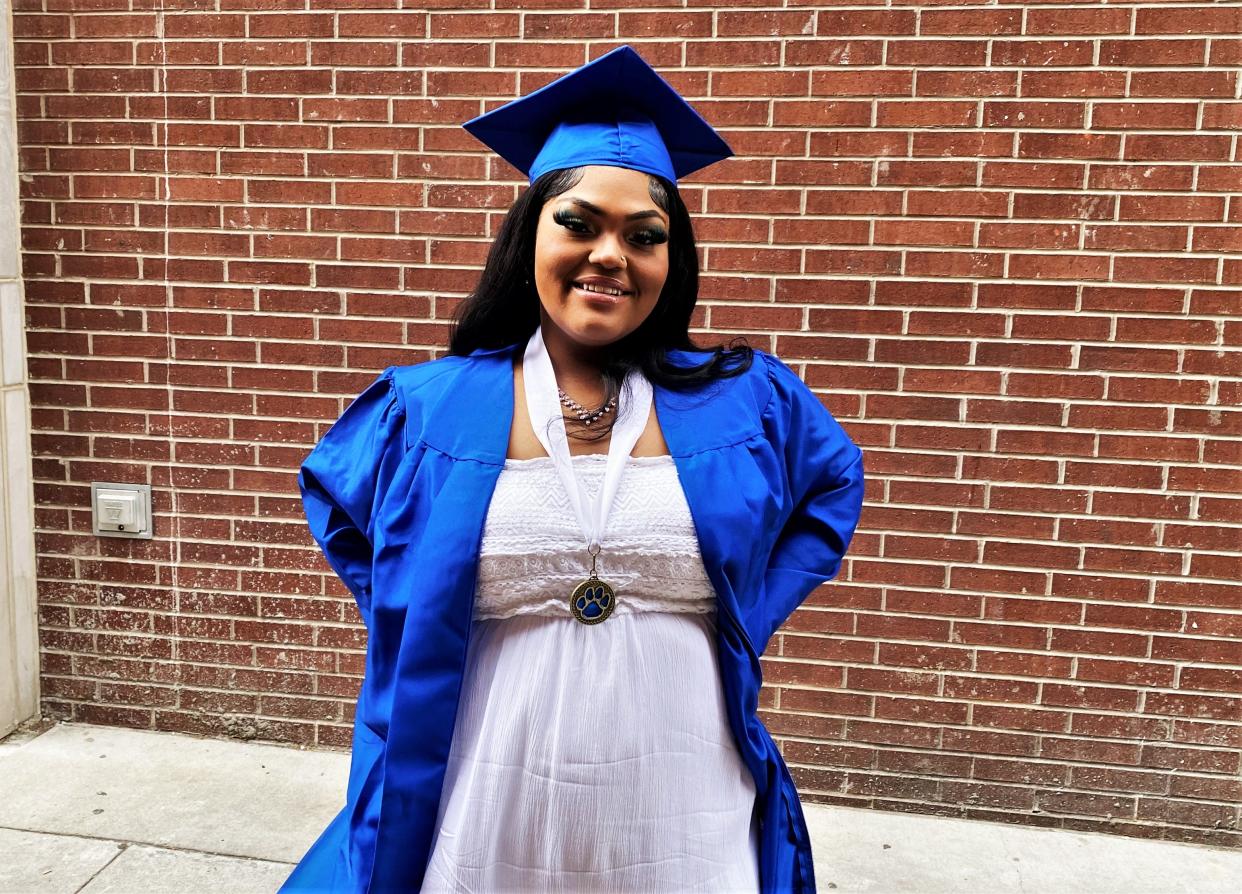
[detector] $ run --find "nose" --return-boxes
[587,230,627,270]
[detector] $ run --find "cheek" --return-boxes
[641,252,670,291]
[534,240,577,281]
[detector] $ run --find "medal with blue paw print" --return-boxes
[523,326,652,627]
[570,544,615,624]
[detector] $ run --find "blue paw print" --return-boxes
[575,584,612,620]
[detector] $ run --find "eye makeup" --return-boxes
[552,207,668,246]
[552,208,590,232]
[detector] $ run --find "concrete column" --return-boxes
[0,0,40,738]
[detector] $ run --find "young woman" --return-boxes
[282,46,865,894]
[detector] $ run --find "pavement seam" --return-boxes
[71,841,127,894]
[0,824,297,867]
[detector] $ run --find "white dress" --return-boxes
[420,452,761,894]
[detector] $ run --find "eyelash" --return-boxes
[553,210,668,246]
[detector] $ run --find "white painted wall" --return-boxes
[0,0,40,738]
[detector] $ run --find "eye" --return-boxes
[630,228,668,247]
[553,209,590,233]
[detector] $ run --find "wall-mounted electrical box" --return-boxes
[91,482,153,539]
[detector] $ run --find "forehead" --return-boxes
[551,165,664,217]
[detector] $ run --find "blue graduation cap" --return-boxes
[462,45,734,184]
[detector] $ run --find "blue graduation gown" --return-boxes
[280,341,865,893]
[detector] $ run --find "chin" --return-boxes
[559,315,634,348]
[570,323,627,347]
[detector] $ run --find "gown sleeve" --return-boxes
[298,366,407,627]
[760,352,866,643]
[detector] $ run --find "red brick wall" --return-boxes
[12,5,1241,849]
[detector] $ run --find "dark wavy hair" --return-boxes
[448,165,754,442]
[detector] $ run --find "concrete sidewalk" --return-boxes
[0,722,1238,893]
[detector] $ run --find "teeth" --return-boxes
[575,281,625,297]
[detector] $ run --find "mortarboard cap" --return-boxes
[462,45,734,185]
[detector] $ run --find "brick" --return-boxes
[718,10,814,37]
[1041,683,1141,712]
[1076,658,1176,688]
[1133,71,1236,100]
[1100,38,1207,66]
[1154,581,1241,610]
[1135,7,1242,35]
[1028,7,1132,36]
[523,14,612,39]
[887,39,987,66]
[1146,690,1242,720]
[963,397,1063,427]
[923,7,1012,36]
[1011,191,1115,222]
[809,70,909,98]
[784,38,884,66]
[974,705,1071,734]
[988,40,1087,67]
[1038,790,1137,819]
[1053,576,1147,603]
[1084,223,1189,252]
[1022,70,1127,99]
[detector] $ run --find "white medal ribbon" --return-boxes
[522,324,653,554]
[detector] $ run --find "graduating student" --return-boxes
[281,44,865,894]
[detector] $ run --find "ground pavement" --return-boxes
[0,722,1237,893]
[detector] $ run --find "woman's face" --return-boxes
[533,165,670,352]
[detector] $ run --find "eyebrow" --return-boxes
[561,197,666,223]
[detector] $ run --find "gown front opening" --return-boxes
[420,452,761,893]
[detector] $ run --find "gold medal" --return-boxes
[570,544,615,624]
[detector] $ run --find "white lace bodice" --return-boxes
[474,453,717,621]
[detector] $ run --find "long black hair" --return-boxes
[448,165,754,442]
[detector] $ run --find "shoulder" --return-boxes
[663,344,779,407]
[387,345,514,401]
[756,350,863,476]
[382,346,517,454]
[751,349,852,447]
[747,349,843,417]
[739,348,801,388]
[389,352,474,391]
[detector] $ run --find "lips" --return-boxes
[571,279,633,297]
[571,283,626,306]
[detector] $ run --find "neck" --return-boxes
[539,312,609,392]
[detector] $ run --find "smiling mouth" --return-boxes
[571,280,633,298]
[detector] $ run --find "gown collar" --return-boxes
[423,340,763,464]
